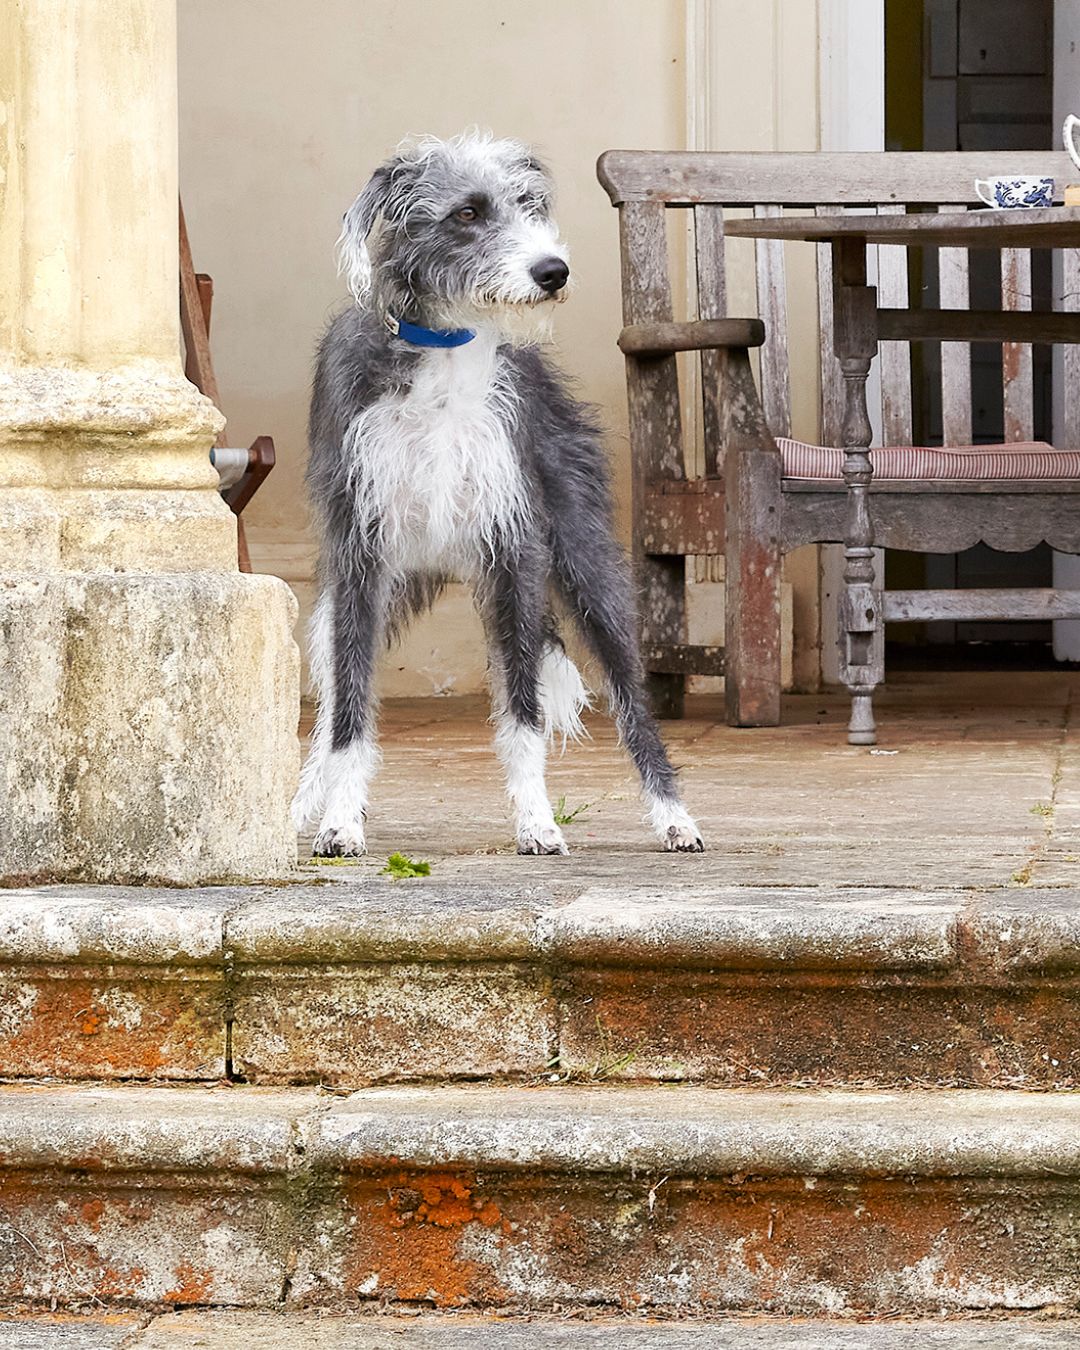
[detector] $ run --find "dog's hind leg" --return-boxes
[480,543,568,856]
[308,560,386,858]
[551,514,704,853]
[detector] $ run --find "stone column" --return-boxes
[0,0,299,883]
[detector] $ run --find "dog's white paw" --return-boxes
[312,821,367,857]
[663,822,705,853]
[647,797,705,853]
[517,821,569,856]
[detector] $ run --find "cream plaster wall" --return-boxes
[178,0,828,699]
[178,0,687,698]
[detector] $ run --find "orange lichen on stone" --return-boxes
[0,971,223,1080]
[410,1174,502,1230]
[79,1199,105,1229]
[163,1261,214,1304]
[344,1170,510,1307]
[94,1264,148,1300]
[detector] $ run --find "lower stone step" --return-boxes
[3,1308,1079,1347]
[3,1083,1080,1315]
[4,881,1080,1089]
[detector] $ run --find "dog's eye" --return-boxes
[455,206,479,223]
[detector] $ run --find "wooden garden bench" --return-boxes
[179,202,275,572]
[598,149,1080,741]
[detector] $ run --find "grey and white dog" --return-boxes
[291,131,703,857]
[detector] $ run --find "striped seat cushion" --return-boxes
[777,437,1080,481]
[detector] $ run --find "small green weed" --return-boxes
[545,1016,644,1083]
[380,852,432,880]
[553,795,591,826]
[1030,801,1054,819]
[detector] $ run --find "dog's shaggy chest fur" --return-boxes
[344,330,527,574]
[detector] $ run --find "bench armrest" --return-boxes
[618,318,765,357]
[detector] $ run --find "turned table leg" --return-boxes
[832,237,883,746]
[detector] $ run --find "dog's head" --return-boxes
[338,130,570,337]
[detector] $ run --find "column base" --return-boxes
[0,571,299,884]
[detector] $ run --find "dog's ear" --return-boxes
[336,164,392,307]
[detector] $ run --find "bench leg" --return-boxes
[839,586,883,745]
[640,556,687,719]
[832,239,883,745]
[724,446,782,727]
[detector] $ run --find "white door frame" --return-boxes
[1054,0,1080,658]
[818,0,885,685]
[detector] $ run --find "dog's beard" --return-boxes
[485,296,560,346]
[437,291,564,346]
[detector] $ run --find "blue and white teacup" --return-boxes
[975,176,1054,209]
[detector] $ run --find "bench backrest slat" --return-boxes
[753,204,793,440]
[1061,249,1080,451]
[694,204,727,476]
[1001,246,1034,444]
[876,204,914,448]
[815,205,845,448]
[937,204,973,448]
[618,200,684,482]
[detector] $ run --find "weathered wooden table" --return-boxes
[724,207,1080,742]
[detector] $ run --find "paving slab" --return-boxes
[539,886,962,969]
[301,675,1078,890]
[0,1312,146,1348]
[125,1311,1080,1347]
[6,1311,1080,1348]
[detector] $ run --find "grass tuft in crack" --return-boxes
[380,852,432,880]
[553,795,591,826]
[546,1016,644,1083]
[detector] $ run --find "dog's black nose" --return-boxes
[530,257,570,294]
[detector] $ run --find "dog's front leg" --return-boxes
[481,541,567,856]
[311,561,386,858]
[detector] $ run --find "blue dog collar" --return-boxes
[385,313,475,348]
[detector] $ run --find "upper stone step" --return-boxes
[2,880,1079,1088]
[3,1081,1080,1314]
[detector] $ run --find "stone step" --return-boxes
[3,881,1080,1089]
[3,1082,1080,1314]
[3,1309,1079,1348]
